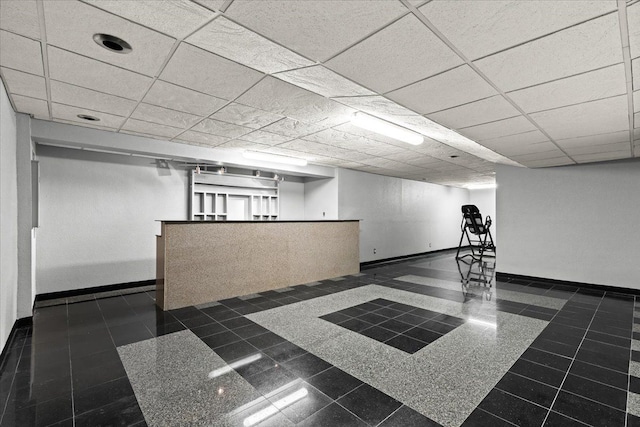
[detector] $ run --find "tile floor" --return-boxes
[1,250,640,426]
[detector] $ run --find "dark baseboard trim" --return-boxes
[496,272,640,296]
[360,247,464,269]
[35,279,156,302]
[1,317,33,373]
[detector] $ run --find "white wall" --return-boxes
[304,176,339,220]
[497,161,640,289]
[1,79,18,349]
[278,179,305,220]
[337,168,469,262]
[470,188,497,244]
[36,146,189,293]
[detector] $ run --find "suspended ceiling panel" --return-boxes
[0,0,637,188]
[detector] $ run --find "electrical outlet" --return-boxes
[322,211,325,217]
[373,248,377,254]
[429,243,431,248]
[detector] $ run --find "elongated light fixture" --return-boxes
[243,151,307,166]
[351,112,423,145]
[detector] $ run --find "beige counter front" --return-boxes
[156,220,360,310]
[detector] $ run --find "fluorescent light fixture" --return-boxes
[243,388,308,426]
[208,353,262,379]
[243,151,307,166]
[466,183,497,190]
[351,112,423,145]
[467,317,497,329]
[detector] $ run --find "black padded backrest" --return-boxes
[461,204,485,235]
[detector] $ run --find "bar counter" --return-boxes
[156,220,360,310]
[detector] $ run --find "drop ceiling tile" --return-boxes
[236,76,355,125]
[192,0,225,12]
[555,130,630,148]
[260,118,329,139]
[274,65,374,98]
[572,150,631,163]
[143,80,227,116]
[474,13,622,92]
[225,0,407,61]
[44,1,175,77]
[303,129,404,156]
[629,3,640,59]
[52,103,126,129]
[386,65,497,114]
[564,141,631,156]
[12,95,48,119]
[508,64,626,113]
[0,0,40,39]
[175,130,228,147]
[121,118,184,139]
[458,116,537,141]
[325,14,463,93]
[492,141,558,157]
[0,30,43,75]
[216,140,270,150]
[634,91,639,112]
[530,95,628,140]
[517,156,574,168]
[0,67,46,99]
[187,17,313,74]
[48,47,153,100]
[258,146,318,161]
[210,103,283,129]
[420,0,617,60]
[279,139,372,161]
[383,150,440,165]
[84,0,216,39]
[635,111,640,128]
[237,130,291,146]
[634,58,640,91]
[510,149,570,161]
[131,103,202,129]
[333,95,417,122]
[160,43,264,100]
[192,118,253,139]
[427,95,520,129]
[479,130,548,148]
[50,80,137,116]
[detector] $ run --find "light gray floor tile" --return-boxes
[629,392,640,417]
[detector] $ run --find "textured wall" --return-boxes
[159,221,360,309]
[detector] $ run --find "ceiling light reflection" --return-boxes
[243,388,308,426]
[467,317,497,329]
[208,353,262,379]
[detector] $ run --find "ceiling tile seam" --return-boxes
[218,0,235,14]
[47,99,131,119]
[271,64,379,97]
[420,93,506,116]
[467,10,620,63]
[318,8,413,64]
[0,70,21,114]
[380,64,467,95]
[617,0,636,156]
[0,71,47,103]
[114,11,225,133]
[522,93,630,116]
[0,28,41,44]
[400,0,576,164]
[35,0,52,120]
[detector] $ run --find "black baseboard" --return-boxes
[35,279,156,302]
[360,247,464,269]
[1,317,33,373]
[496,272,640,296]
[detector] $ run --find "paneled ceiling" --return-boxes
[1,0,638,187]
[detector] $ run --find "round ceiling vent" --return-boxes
[93,33,132,54]
[77,114,100,122]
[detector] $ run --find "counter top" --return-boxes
[158,220,360,224]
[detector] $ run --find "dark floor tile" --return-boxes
[373,307,404,318]
[214,340,259,363]
[337,383,402,426]
[404,326,442,344]
[385,335,427,353]
[628,413,640,427]
[263,341,308,363]
[631,375,640,394]
[508,359,565,388]
[461,408,515,427]
[319,312,351,324]
[245,365,298,396]
[233,305,261,315]
[408,308,441,319]
[0,394,72,427]
[378,405,442,427]
[543,411,589,426]
[568,360,628,391]
[530,337,578,358]
[109,322,153,346]
[520,348,572,372]
[353,302,384,312]
[74,395,144,427]
[357,312,388,325]
[71,349,126,391]
[338,318,374,333]
[200,306,240,321]
[283,353,332,379]
[378,318,413,334]
[495,372,557,408]
[360,326,398,343]
[561,374,627,411]
[551,390,625,426]
[575,346,629,374]
[200,330,241,350]
[233,323,270,339]
[246,332,287,350]
[588,322,631,339]
[432,314,465,327]
[189,321,227,338]
[394,313,428,327]
[520,309,554,321]
[149,321,186,337]
[538,324,584,347]
[73,376,134,416]
[269,382,331,424]
[297,402,368,427]
[179,312,215,329]
[307,367,363,400]
[478,388,547,427]
[584,331,630,348]
[336,307,369,318]
[233,353,278,378]
[419,320,457,334]
[369,298,396,307]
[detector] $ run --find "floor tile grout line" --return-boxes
[0,331,28,425]
[474,407,519,426]
[540,293,605,426]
